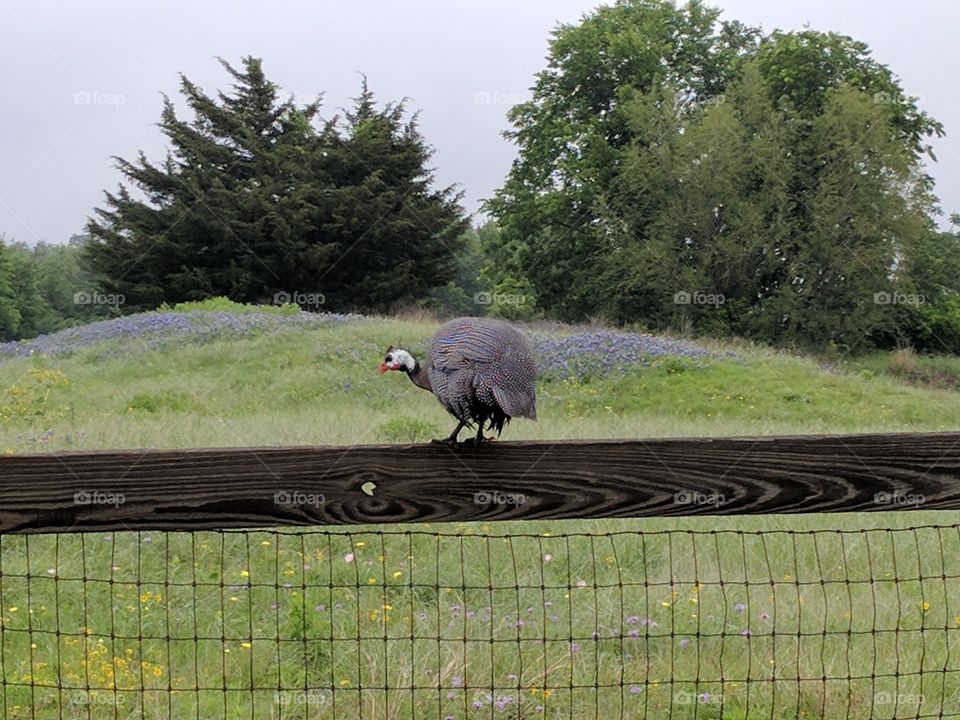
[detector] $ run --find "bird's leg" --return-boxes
[460,422,491,448]
[431,420,465,446]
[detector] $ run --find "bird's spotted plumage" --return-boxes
[382,317,537,444]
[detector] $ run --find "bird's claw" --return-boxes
[430,437,492,448]
[458,437,491,448]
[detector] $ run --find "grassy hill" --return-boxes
[0,300,957,718]
[2,299,960,455]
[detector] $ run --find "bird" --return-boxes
[378,317,537,445]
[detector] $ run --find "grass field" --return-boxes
[1,301,959,719]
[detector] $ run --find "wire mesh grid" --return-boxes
[0,523,959,719]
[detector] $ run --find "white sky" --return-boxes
[0,0,956,245]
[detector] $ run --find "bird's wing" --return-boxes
[429,318,503,369]
[431,318,537,420]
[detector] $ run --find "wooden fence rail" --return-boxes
[0,432,959,533]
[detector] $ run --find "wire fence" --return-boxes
[0,523,959,719]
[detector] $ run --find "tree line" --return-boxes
[2,0,958,355]
[0,235,108,341]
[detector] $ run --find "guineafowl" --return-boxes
[378,317,537,445]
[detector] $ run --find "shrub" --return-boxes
[376,417,442,444]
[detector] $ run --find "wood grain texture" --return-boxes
[1,433,959,533]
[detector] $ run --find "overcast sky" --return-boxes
[0,0,957,246]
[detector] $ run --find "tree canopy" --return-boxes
[487,0,946,350]
[85,57,468,314]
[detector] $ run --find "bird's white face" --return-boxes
[378,347,416,374]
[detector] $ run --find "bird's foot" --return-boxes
[458,436,492,448]
[430,437,459,446]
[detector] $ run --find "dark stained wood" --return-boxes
[0,433,959,533]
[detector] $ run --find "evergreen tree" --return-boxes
[86,58,466,313]
[313,81,468,311]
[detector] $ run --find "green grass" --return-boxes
[3,316,960,453]
[1,309,959,718]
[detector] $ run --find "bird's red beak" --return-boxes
[378,362,389,375]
